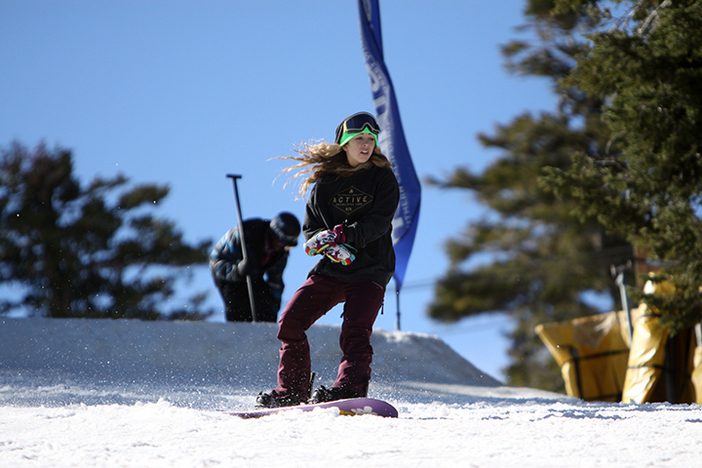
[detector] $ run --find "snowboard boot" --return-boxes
[308,386,359,404]
[255,391,303,408]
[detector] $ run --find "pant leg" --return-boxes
[251,279,277,323]
[274,275,344,398]
[332,281,385,396]
[216,277,277,322]
[215,279,252,322]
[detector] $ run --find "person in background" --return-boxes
[257,112,399,407]
[209,212,301,322]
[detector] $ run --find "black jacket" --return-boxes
[304,163,399,286]
[209,219,288,304]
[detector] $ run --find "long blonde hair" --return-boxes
[277,141,392,199]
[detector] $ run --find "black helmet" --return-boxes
[270,212,301,246]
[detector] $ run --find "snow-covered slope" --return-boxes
[0,318,557,409]
[4,318,701,468]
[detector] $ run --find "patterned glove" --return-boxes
[304,224,346,256]
[324,243,355,265]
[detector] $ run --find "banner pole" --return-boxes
[395,281,401,332]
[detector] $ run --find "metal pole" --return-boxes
[611,263,633,342]
[395,281,401,332]
[226,174,257,322]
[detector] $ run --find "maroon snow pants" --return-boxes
[273,274,385,399]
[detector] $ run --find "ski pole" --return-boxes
[227,174,257,322]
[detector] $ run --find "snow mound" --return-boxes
[0,318,564,409]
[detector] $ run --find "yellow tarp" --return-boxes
[621,315,696,403]
[538,278,700,404]
[621,280,697,404]
[691,343,702,404]
[535,311,631,401]
[620,311,669,403]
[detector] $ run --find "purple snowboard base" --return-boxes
[223,398,398,419]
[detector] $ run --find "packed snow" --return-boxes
[1,318,701,467]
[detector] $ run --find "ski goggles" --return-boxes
[335,112,380,145]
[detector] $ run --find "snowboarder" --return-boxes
[209,212,301,322]
[257,112,399,407]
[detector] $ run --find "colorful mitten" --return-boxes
[304,224,346,256]
[324,243,355,265]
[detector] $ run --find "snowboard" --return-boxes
[224,398,398,419]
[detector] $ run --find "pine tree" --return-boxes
[427,0,634,390]
[545,0,702,333]
[0,142,214,320]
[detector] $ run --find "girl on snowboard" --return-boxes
[257,112,399,407]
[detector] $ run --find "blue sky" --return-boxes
[0,1,556,380]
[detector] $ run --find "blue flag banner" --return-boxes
[357,0,421,292]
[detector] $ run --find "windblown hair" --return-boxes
[277,141,392,199]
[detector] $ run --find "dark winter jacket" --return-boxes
[209,219,288,305]
[304,163,399,286]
